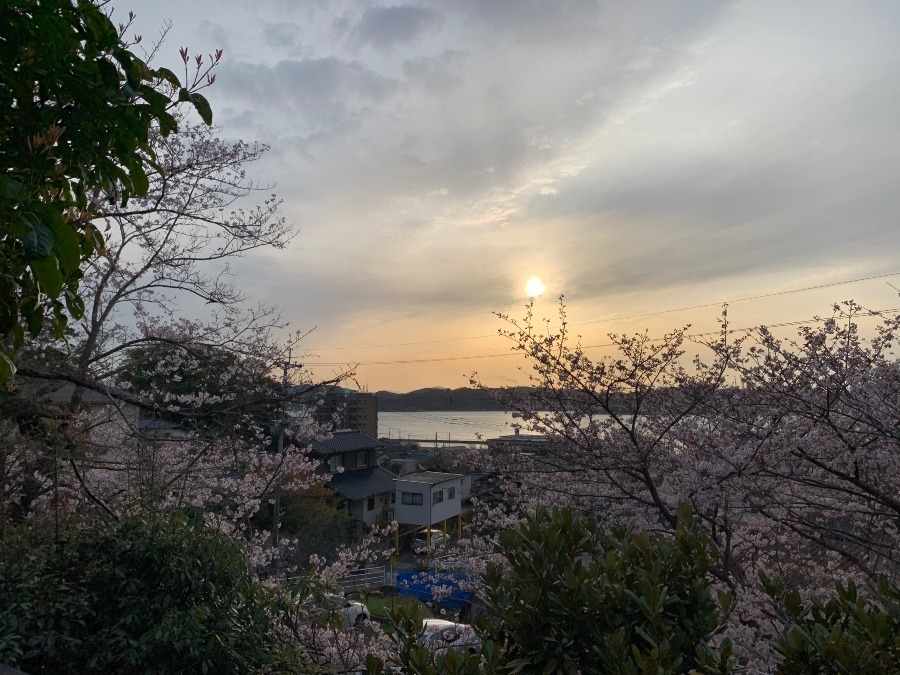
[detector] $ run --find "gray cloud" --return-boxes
[263,22,302,50]
[402,50,467,94]
[352,5,443,52]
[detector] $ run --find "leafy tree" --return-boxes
[0,514,312,673]
[0,0,215,379]
[116,342,282,441]
[763,573,900,675]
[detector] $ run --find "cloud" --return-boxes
[217,56,401,140]
[114,0,900,390]
[402,50,467,94]
[263,22,303,50]
[352,5,443,52]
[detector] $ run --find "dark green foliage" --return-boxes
[482,505,733,675]
[0,515,304,673]
[370,505,734,675]
[116,343,281,440]
[0,0,211,377]
[764,573,900,675]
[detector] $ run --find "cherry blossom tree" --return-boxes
[0,87,356,577]
[467,299,899,668]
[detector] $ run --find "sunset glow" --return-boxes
[525,276,547,298]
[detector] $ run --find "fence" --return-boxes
[338,565,386,592]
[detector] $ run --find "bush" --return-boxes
[764,573,900,674]
[481,505,733,674]
[0,515,304,673]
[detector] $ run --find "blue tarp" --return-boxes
[396,571,473,609]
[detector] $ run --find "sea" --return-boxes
[377,410,519,445]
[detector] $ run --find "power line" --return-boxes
[304,270,900,351]
[578,271,900,325]
[305,305,900,367]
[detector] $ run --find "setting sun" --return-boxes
[525,276,546,297]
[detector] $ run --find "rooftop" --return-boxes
[327,466,396,501]
[311,429,385,457]
[396,471,463,486]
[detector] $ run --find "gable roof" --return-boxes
[311,429,385,458]
[327,466,395,501]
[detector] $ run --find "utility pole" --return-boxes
[271,349,302,549]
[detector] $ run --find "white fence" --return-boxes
[339,565,386,592]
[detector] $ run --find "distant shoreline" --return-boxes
[375,387,513,412]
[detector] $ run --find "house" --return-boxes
[394,471,466,527]
[311,429,396,525]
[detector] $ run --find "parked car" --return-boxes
[300,592,369,628]
[411,528,450,554]
[419,619,480,654]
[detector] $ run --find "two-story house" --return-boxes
[311,429,396,525]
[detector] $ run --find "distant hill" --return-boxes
[376,387,515,411]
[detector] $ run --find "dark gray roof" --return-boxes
[139,417,186,431]
[396,471,463,486]
[311,429,385,458]
[327,466,395,501]
[47,382,129,405]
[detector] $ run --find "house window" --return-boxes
[367,497,375,511]
[448,487,455,499]
[357,451,369,467]
[401,492,423,506]
[328,455,341,472]
[432,489,444,505]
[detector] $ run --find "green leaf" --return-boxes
[21,215,54,260]
[190,93,213,125]
[0,347,15,382]
[129,164,150,197]
[30,256,64,297]
[47,217,82,275]
[156,67,183,88]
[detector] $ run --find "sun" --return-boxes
[525,276,546,298]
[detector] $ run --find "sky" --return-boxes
[114,0,900,392]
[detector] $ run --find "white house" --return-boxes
[394,471,465,527]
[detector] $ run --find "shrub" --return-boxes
[0,515,304,673]
[764,573,900,675]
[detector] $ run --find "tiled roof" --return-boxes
[311,429,385,457]
[327,466,395,501]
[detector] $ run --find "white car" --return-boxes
[327,593,369,628]
[302,592,369,628]
[419,619,480,654]
[411,528,450,554]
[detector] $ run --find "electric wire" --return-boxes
[304,270,900,352]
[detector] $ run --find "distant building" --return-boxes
[289,386,378,437]
[485,428,550,453]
